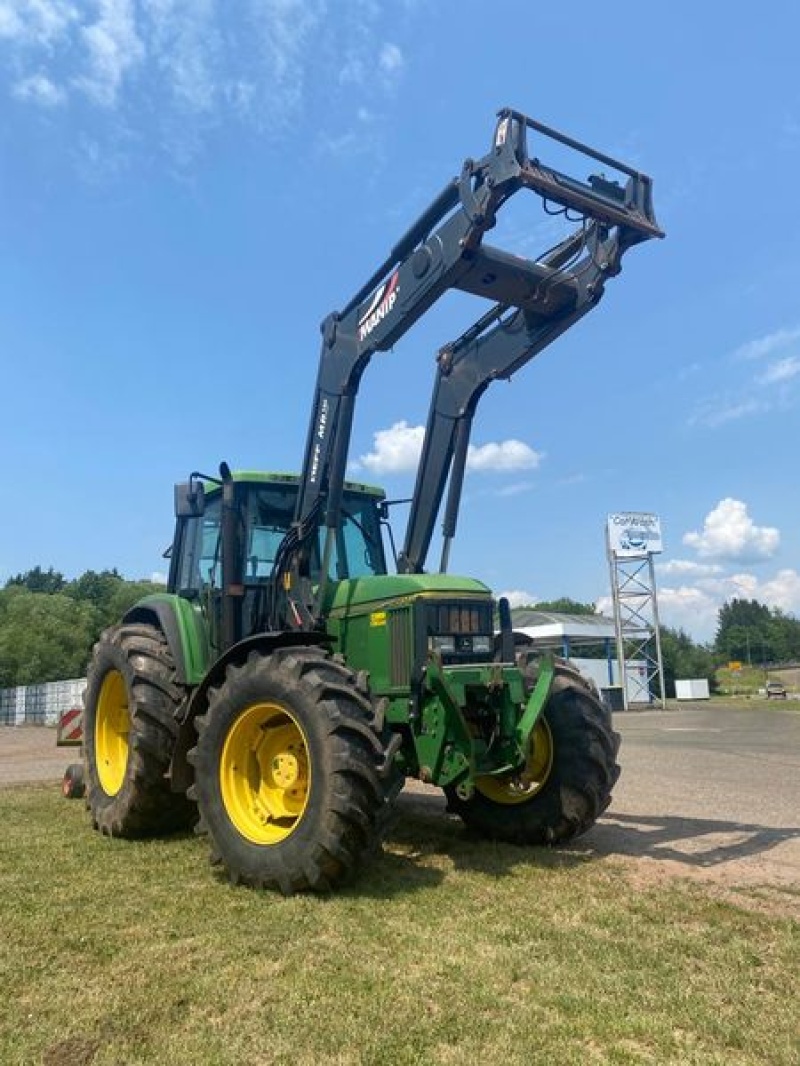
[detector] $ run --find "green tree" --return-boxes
[532,598,597,615]
[6,566,65,594]
[0,569,166,686]
[658,625,717,698]
[766,609,800,663]
[715,598,800,664]
[0,588,97,685]
[105,579,165,625]
[67,568,124,613]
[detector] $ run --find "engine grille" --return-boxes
[388,606,412,686]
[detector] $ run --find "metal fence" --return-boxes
[0,678,86,726]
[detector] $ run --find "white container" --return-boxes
[675,678,710,700]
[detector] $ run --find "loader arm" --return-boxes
[399,220,626,574]
[270,108,663,628]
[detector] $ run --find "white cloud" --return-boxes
[683,498,779,562]
[655,567,800,642]
[357,420,424,474]
[655,584,721,640]
[494,481,534,498]
[689,396,768,428]
[753,568,800,614]
[468,439,542,472]
[150,570,167,584]
[74,0,144,108]
[498,589,538,609]
[378,42,403,75]
[143,0,219,114]
[733,326,800,361]
[246,0,324,119]
[0,1,78,46]
[757,355,800,386]
[355,422,543,476]
[690,326,800,429]
[1,0,406,162]
[657,559,723,577]
[13,70,64,104]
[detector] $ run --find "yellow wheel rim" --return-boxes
[95,669,130,797]
[220,702,311,845]
[475,718,554,805]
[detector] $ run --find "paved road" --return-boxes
[584,703,800,891]
[2,702,799,897]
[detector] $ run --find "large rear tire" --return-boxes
[189,647,401,894]
[83,624,194,837]
[446,658,620,845]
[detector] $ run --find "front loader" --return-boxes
[81,109,663,893]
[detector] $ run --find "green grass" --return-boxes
[1,786,798,1065]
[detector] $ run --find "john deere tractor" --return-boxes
[82,110,662,893]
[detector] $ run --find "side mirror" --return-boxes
[174,480,205,518]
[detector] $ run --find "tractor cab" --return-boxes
[168,471,387,649]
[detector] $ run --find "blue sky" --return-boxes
[1,1,799,643]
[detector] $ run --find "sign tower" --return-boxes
[606,513,666,710]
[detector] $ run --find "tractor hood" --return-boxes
[325,573,492,618]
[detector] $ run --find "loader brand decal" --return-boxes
[358,271,399,342]
[309,397,330,484]
[370,610,387,627]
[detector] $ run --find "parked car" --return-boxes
[765,680,787,699]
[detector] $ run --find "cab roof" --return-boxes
[204,470,385,499]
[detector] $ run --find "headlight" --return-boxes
[472,635,492,655]
[430,635,455,654]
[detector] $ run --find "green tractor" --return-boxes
[82,110,662,893]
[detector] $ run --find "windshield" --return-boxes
[172,482,386,595]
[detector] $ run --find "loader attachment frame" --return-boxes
[267,108,663,628]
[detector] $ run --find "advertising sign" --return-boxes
[607,512,663,557]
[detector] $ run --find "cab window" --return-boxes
[175,493,222,592]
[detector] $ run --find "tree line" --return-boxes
[2,571,799,690]
[0,567,163,687]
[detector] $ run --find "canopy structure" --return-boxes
[510,609,617,658]
[509,609,642,703]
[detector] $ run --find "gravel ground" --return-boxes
[2,701,799,908]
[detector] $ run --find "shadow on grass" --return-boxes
[579,810,800,869]
[359,788,599,893]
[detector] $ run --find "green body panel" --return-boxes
[323,574,552,791]
[326,572,491,612]
[515,655,555,747]
[324,573,491,697]
[417,659,552,789]
[130,593,212,685]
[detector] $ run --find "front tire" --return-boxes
[83,624,194,837]
[446,658,620,845]
[190,647,400,894]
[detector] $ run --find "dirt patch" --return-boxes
[0,726,76,787]
[584,828,800,919]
